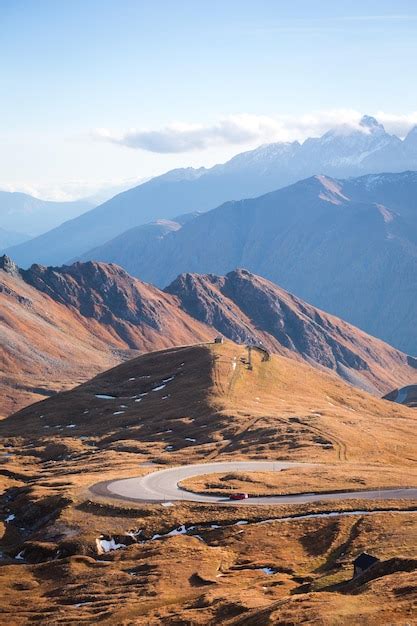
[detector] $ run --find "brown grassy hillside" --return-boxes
[0,258,212,416]
[4,341,417,466]
[0,342,416,623]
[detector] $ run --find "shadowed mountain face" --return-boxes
[75,212,200,268]
[6,116,417,267]
[78,171,417,354]
[21,260,196,337]
[4,342,416,464]
[165,269,416,394]
[383,384,417,408]
[2,255,416,418]
[0,257,211,416]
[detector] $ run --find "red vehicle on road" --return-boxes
[229,492,249,500]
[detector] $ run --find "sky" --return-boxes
[1,0,417,200]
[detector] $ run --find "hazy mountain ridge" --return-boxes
[75,212,201,267]
[0,190,94,237]
[0,227,30,250]
[82,171,417,353]
[6,115,417,267]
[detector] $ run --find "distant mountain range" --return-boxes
[0,190,94,239]
[77,212,200,268]
[73,170,417,354]
[1,255,415,415]
[6,115,417,267]
[0,226,30,250]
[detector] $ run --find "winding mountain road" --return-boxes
[93,461,417,505]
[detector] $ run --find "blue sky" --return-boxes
[1,0,417,199]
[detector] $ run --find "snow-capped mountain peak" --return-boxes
[359,115,386,133]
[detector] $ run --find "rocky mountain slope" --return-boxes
[86,171,417,354]
[2,256,417,416]
[6,116,417,267]
[165,269,417,394]
[1,342,416,624]
[0,256,211,416]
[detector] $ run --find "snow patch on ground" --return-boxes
[152,524,194,540]
[126,530,142,539]
[5,514,15,522]
[95,394,116,400]
[152,384,166,392]
[113,411,125,415]
[185,438,196,442]
[96,538,126,554]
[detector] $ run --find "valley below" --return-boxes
[1,341,416,624]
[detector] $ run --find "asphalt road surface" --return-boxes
[98,461,417,505]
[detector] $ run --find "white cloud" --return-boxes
[373,111,417,137]
[0,176,147,202]
[94,114,286,153]
[94,110,417,154]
